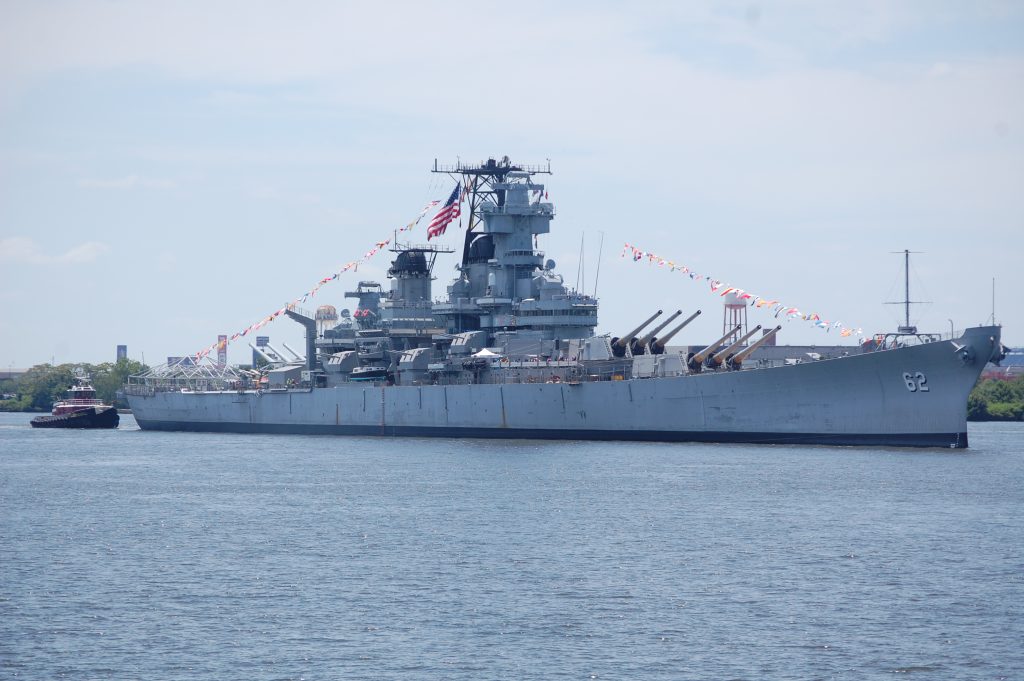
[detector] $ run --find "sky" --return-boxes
[1,1,1021,368]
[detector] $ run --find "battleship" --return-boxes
[126,157,1005,448]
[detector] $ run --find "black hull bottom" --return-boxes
[134,419,968,449]
[31,408,120,429]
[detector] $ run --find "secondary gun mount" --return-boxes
[687,325,742,373]
[650,310,702,355]
[726,326,782,370]
[611,310,663,358]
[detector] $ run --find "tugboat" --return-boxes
[31,369,119,429]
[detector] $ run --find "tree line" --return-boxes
[967,376,1024,421]
[0,359,148,412]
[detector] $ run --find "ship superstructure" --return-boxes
[431,158,597,342]
[126,158,1006,448]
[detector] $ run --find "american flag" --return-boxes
[427,183,463,240]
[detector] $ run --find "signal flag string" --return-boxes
[621,243,865,341]
[191,198,444,362]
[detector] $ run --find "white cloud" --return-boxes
[77,174,175,190]
[0,3,688,122]
[0,237,109,265]
[0,2,992,84]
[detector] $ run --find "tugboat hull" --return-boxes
[30,407,120,429]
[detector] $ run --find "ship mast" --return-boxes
[904,248,911,331]
[990,277,997,325]
[886,249,926,334]
[431,157,552,268]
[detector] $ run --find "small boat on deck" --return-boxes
[349,365,390,381]
[31,370,119,429]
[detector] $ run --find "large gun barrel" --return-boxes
[265,343,291,363]
[611,309,663,357]
[634,310,683,353]
[281,342,305,362]
[708,325,763,368]
[687,325,742,373]
[727,326,782,369]
[248,342,276,364]
[650,310,702,354]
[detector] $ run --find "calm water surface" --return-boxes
[1,413,1022,680]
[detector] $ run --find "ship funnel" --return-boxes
[727,326,782,369]
[632,310,683,355]
[650,310,702,355]
[610,309,662,357]
[687,325,742,373]
[708,325,763,369]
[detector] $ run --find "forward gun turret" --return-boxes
[650,310,702,354]
[631,310,682,355]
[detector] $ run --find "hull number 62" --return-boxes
[903,372,929,392]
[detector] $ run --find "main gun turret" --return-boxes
[610,310,662,358]
[631,310,682,355]
[649,310,702,354]
[687,325,742,373]
[707,325,763,369]
[725,326,782,370]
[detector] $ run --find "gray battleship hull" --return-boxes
[129,326,1000,448]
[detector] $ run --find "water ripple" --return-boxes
[1,414,1022,679]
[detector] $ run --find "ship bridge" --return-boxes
[430,158,597,342]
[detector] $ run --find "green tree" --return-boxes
[967,376,1024,422]
[91,358,148,407]
[14,364,76,412]
[967,391,988,420]
[988,401,1024,421]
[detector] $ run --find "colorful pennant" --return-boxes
[190,199,448,362]
[621,243,864,340]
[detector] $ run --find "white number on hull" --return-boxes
[903,372,930,393]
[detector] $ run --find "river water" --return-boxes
[1,413,1022,679]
